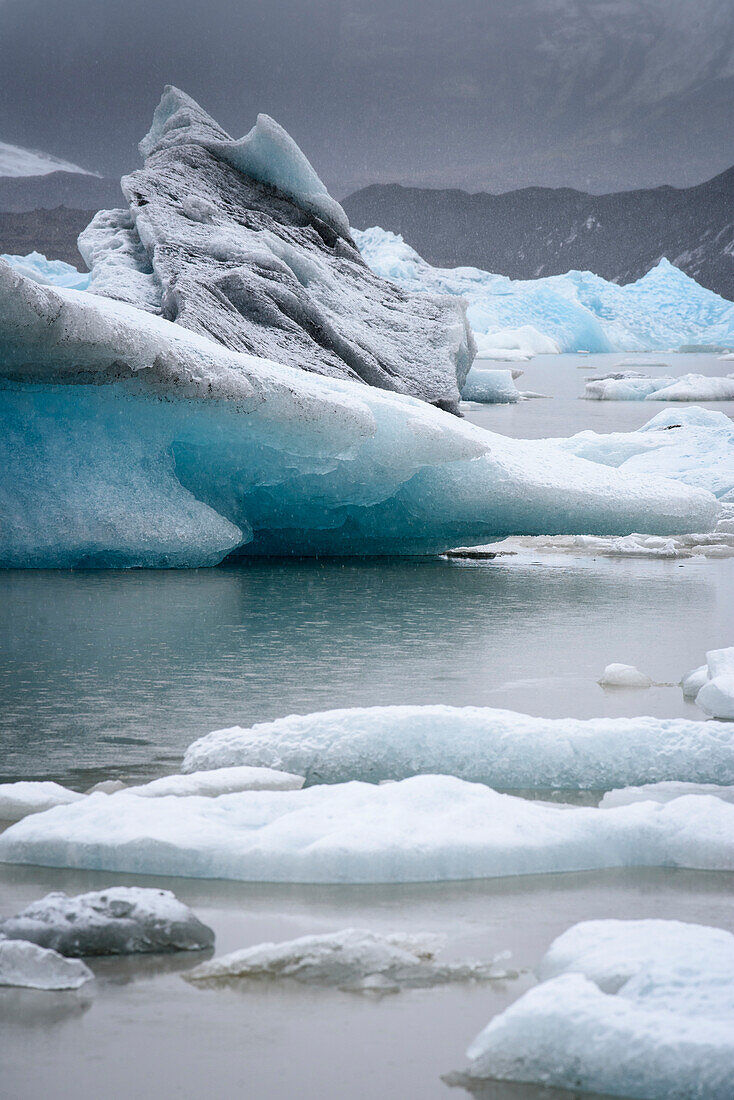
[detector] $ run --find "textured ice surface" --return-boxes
[686,647,734,720]
[0,887,214,956]
[0,937,93,990]
[2,252,91,291]
[182,705,734,790]
[0,777,731,883]
[598,664,652,689]
[585,373,734,401]
[126,766,304,798]
[355,227,734,354]
[0,782,84,822]
[600,782,734,808]
[0,264,715,567]
[186,928,508,993]
[79,87,473,411]
[464,919,734,1100]
[461,367,520,403]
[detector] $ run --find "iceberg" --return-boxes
[461,367,521,403]
[125,766,305,798]
[0,778,731,883]
[585,373,734,401]
[463,919,734,1100]
[79,87,474,413]
[598,664,652,689]
[185,928,509,993]
[0,264,716,567]
[0,937,93,990]
[182,705,734,790]
[684,647,734,720]
[2,252,91,292]
[600,782,734,808]
[355,227,734,354]
[0,781,84,822]
[0,887,214,956]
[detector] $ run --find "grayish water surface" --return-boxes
[0,352,732,1099]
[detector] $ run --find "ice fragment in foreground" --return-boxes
[0,938,93,990]
[463,919,734,1100]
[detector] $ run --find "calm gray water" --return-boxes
[1,352,732,1100]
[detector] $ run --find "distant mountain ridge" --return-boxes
[343,168,734,301]
[0,171,122,213]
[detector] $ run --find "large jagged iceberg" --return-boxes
[0,779,731,883]
[355,227,734,354]
[0,260,716,566]
[463,920,734,1100]
[78,86,474,413]
[182,705,734,790]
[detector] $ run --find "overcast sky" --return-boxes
[0,0,732,196]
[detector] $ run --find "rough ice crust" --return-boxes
[0,265,716,567]
[355,227,734,354]
[182,705,734,790]
[0,887,214,956]
[79,86,474,412]
[0,781,84,822]
[0,938,93,990]
[464,919,734,1100]
[186,928,508,993]
[0,778,731,883]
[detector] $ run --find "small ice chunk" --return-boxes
[0,938,93,990]
[0,782,84,822]
[598,663,652,689]
[85,780,127,795]
[186,928,508,993]
[461,367,521,403]
[601,782,734,808]
[125,765,305,798]
[682,664,709,698]
[0,887,214,956]
[695,647,734,720]
[463,919,734,1099]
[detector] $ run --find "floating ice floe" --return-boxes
[0,781,84,822]
[0,777,731,883]
[0,887,214,956]
[355,227,734,354]
[125,766,305,798]
[600,782,734,808]
[585,372,734,401]
[683,648,734,720]
[461,367,520,403]
[0,937,93,990]
[598,664,652,689]
[185,928,510,993]
[182,705,734,789]
[2,252,91,292]
[463,919,734,1100]
[0,265,716,567]
[78,86,474,412]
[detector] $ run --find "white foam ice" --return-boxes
[0,887,214,956]
[598,664,652,689]
[0,777,731,883]
[600,782,734,808]
[182,705,734,790]
[0,937,93,990]
[185,928,509,993]
[0,781,84,822]
[464,919,734,1100]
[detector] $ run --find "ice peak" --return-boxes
[138,85,229,159]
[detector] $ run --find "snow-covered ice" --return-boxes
[473,326,560,361]
[600,782,734,808]
[0,887,214,956]
[464,919,734,1100]
[80,86,474,412]
[182,705,734,789]
[0,938,93,990]
[355,227,734,354]
[684,647,734,720]
[185,928,509,993]
[461,367,520,403]
[0,781,84,822]
[598,664,652,689]
[0,777,731,883]
[0,264,715,567]
[126,766,304,798]
[585,372,734,401]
